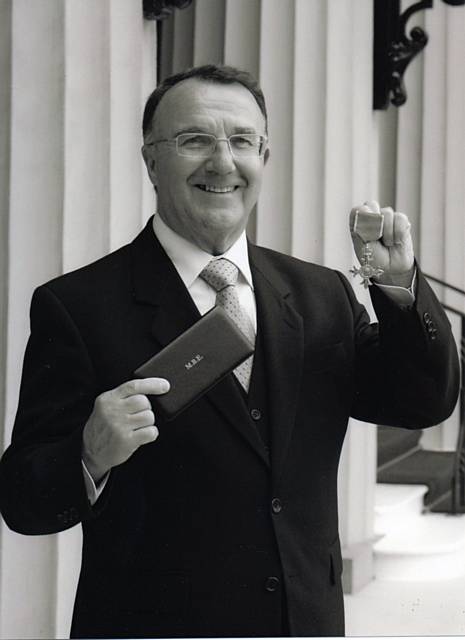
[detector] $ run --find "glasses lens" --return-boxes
[177,133,215,157]
[175,133,267,157]
[229,134,265,157]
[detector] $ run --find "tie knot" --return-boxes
[200,258,239,292]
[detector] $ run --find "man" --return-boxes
[0,65,459,638]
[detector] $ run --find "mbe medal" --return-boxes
[350,210,385,288]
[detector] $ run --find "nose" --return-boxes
[205,139,236,174]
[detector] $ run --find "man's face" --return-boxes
[142,78,269,255]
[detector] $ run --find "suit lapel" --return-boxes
[130,220,269,466]
[249,244,304,484]
[130,219,201,345]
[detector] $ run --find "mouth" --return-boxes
[195,185,239,194]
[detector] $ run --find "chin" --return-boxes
[195,214,245,254]
[204,211,244,233]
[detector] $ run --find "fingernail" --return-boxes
[161,379,170,393]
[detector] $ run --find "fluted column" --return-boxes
[323,0,377,592]
[1,4,65,638]
[0,2,156,637]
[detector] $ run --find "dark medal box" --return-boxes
[134,305,254,420]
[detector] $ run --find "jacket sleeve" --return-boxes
[0,285,102,534]
[341,268,460,429]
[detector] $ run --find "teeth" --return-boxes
[197,185,235,193]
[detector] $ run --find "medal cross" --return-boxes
[350,262,384,288]
[350,241,384,288]
[350,211,385,288]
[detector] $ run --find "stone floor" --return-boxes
[344,571,465,636]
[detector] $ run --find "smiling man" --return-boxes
[142,77,268,255]
[0,65,459,639]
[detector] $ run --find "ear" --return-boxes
[263,147,270,166]
[141,145,158,188]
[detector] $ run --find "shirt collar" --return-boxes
[152,214,254,290]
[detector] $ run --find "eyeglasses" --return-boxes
[150,133,268,158]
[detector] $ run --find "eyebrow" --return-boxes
[173,126,210,136]
[173,126,259,136]
[233,127,258,134]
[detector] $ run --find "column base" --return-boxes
[342,540,375,594]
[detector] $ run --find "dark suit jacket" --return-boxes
[0,218,460,638]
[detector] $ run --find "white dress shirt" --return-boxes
[153,214,257,330]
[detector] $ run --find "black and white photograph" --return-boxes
[0,1,464,638]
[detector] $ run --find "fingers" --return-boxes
[362,200,381,214]
[350,202,411,248]
[392,211,411,244]
[124,393,152,414]
[380,207,413,246]
[131,409,155,430]
[96,377,167,432]
[83,378,168,477]
[116,377,170,399]
[132,425,159,446]
[380,206,394,246]
[350,200,381,233]
[117,378,169,432]
[97,378,168,430]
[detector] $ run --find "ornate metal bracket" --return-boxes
[143,0,193,21]
[373,0,465,109]
[373,0,431,109]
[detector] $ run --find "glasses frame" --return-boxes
[148,132,268,158]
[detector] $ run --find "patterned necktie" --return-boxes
[200,258,255,392]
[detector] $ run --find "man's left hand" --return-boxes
[350,200,415,286]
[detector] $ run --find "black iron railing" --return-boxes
[425,273,465,514]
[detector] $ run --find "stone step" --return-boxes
[377,450,455,507]
[374,511,465,581]
[377,425,422,469]
[375,483,428,536]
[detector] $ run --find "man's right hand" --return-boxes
[82,377,170,483]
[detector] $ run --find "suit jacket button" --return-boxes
[265,576,280,592]
[271,498,282,514]
[250,408,261,421]
[423,312,431,323]
[428,325,437,339]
